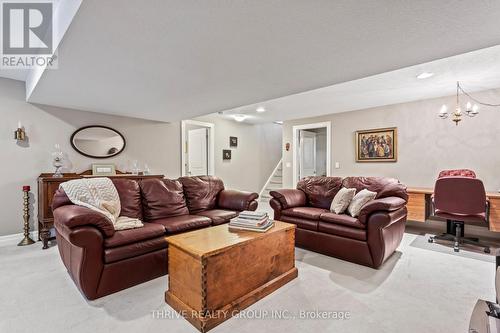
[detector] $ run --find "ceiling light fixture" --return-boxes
[233,114,248,122]
[438,81,500,125]
[273,121,283,125]
[416,72,434,79]
[256,106,266,113]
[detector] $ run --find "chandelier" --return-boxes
[438,81,500,125]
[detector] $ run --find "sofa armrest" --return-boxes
[53,205,115,238]
[366,207,407,268]
[269,189,306,209]
[218,189,259,211]
[55,225,104,300]
[358,196,407,224]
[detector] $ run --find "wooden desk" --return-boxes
[407,187,500,232]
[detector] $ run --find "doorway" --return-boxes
[292,122,331,186]
[181,120,215,176]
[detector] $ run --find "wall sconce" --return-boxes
[14,121,26,141]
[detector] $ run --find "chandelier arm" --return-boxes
[457,83,500,107]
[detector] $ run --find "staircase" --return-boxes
[259,160,283,202]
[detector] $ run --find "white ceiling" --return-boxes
[217,45,500,123]
[4,1,500,123]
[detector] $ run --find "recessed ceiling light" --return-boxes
[274,121,283,125]
[233,114,248,122]
[416,72,434,79]
[256,106,266,113]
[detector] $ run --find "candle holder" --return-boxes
[18,185,35,246]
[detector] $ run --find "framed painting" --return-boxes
[229,136,238,147]
[223,149,232,160]
[355,127,397,162]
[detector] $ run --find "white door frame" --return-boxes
[299,130,317,179]
[292,121,331,187]
[181,120,215,176]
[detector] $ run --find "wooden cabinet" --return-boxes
[37,171,164,249]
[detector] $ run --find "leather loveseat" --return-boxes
[52,176,258,300]
[270,176,407,268]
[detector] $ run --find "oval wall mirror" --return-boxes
[70,126,126,158]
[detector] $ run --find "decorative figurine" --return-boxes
[52,144,64,178]
[18,186,35,246]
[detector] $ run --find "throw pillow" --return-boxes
[347,189,377,217]
[330,187,356,214]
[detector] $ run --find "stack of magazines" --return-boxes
[229,211,274,232]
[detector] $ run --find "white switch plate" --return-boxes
[285,162,292,168]
[335,162,340,169]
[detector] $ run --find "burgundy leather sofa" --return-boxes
[52,176,258,300]
[270,176,408,268]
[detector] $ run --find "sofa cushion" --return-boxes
[104,237,168,263]
[297,176,343,209]
[330,187,356,214]
[282,207,328,220]
[342,177,399,194]
[140,178,189,220]
[112,179,143,220]
[347,189,377,217]
[319,212,365,229]
[178,176,225,213]
[52,181,144,221]
[195,209,238,225]
[104,222,166,248]
[150,215,211,234]
[318,222,367,241]
[280,215,318,231]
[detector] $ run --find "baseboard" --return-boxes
[0,231,38,243]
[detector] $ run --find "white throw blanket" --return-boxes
[60,177,143,231]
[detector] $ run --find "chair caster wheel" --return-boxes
[428,238,434,243]
[454,248,459,252]
[484,248,491,254]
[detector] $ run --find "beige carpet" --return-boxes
[0,231,495,333]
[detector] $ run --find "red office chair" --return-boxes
[428,175,490,253]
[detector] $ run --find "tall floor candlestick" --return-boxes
[18,185,35,246]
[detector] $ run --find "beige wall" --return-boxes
[283,88,500,192]
[0,78,281,236]
[194,115,282,193]
[0,78,182,236]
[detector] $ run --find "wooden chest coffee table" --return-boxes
[165,221,297,332]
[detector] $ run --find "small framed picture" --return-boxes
[229,136,238,147]
[223,149,232,160]
[92,164,116,176]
